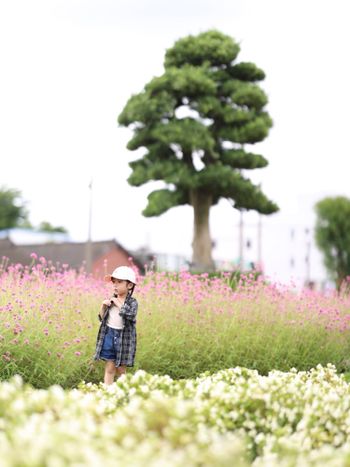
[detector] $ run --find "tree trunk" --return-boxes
[190,189,215,272]
[336,269,346,293]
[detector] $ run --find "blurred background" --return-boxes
[1,0,349,288]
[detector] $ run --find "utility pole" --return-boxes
[239,210,244,270]
[305,227,311,285]
[256,184,263,271]
[85,178,93,274]
[290,227,295,271]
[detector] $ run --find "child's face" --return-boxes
[111,278,132,296]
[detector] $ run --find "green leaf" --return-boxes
[229,62,266,81]
[219,113,273,144]
[222,81,268,110]
[147,65,216,99]
[152,119,216,154]
[118,91,176,125]
[221,150,268,169]
[164,30,240,68]
[143,189,188,216]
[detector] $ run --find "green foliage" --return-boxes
[118,30,278,217]
[221,150,268,169]
[164,30,241,67]
[229,62,266,81]
[37,221,68,234]
[143,189,188,216]
[314,196,350,289]
[0,186,28,231]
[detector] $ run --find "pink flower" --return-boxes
[30,252,38,260]
[74,351,81,356]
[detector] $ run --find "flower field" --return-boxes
[1,259,350,386]
[2,365,350,466]
[1,258,350,465]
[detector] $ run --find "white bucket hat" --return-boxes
[105,266,137,285]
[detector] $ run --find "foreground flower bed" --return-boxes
[1,365,350,466]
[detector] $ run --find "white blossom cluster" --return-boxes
[1,365,350,466]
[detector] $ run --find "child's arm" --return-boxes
[119,299,138,322]
[98,300,111,321]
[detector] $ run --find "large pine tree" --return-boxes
[118,30,278,271]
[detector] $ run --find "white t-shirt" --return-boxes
[107,305,124,329]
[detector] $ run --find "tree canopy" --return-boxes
[315,196,350,290]
[118,30,278,270]
[0,187,28,231]
[0,186,68,236]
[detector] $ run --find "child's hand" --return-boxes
[111,297,123,308]
[102,299,112,307]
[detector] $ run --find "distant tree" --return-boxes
[37,221,68,234]
[0,187,29,231]
[118,30,278,271]
[314,196,350,291]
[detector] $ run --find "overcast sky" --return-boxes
[1,0,349,284]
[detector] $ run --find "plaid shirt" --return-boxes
[94,295,138,367]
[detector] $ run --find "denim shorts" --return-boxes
[100,326,123,361]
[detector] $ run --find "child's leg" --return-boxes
[104,360,117,385]
[116,365,126,378]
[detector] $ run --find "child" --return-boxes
[94,266,138,385]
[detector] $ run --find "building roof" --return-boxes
[0,228,69,245]
[0,238,31,266]
[0,238,143,271]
